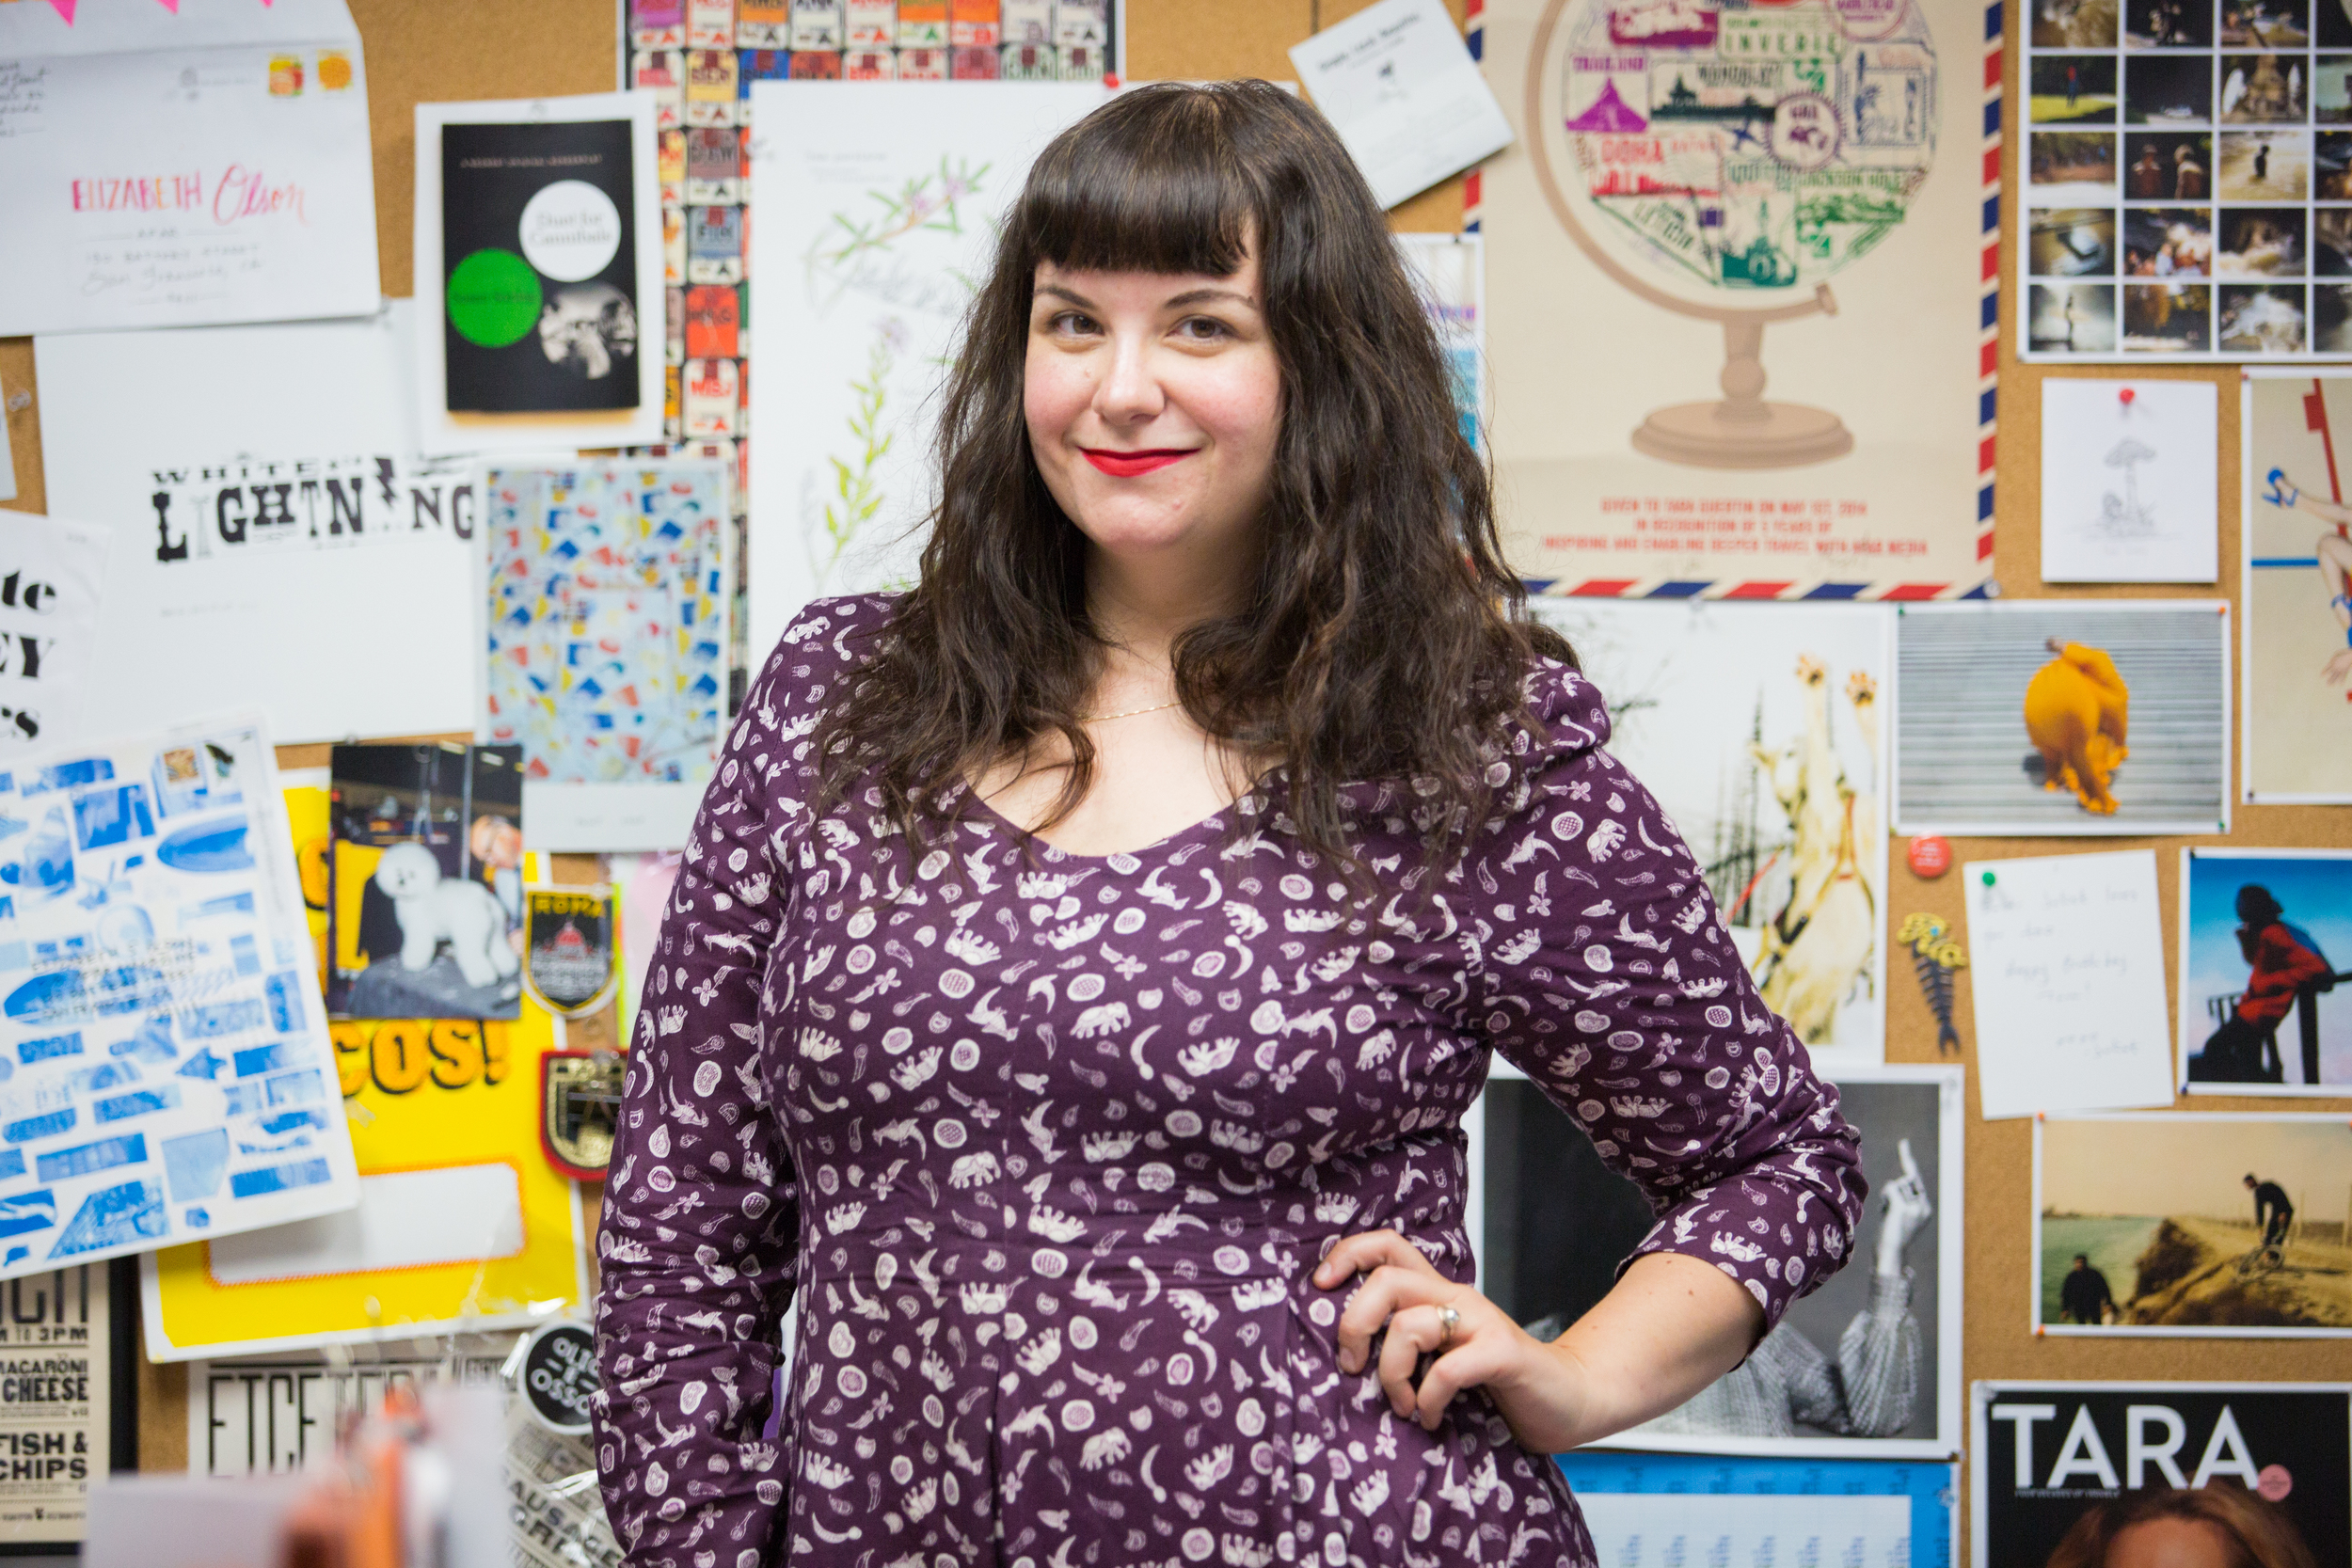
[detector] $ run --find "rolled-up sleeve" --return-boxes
[592,606,847,1568]
[1468,657,1867,1334]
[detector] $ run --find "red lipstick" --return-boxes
[1082,448,1193,477]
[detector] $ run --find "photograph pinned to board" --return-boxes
[1286,0,1513,209]
[2034,1112,2352,1336]
[1476,0,1995,597]
[2179,847,2352,1093]
[0,1264,133,1548]
[1891,600,2231,835]
[1973,1382,2350,1568]
[479,459,728,850]
[1470,1063,1962,1458]
[326,744,525,1022]
[744,79,1107,655]
[413,92,665,455]
[0,0,380,337]
[1963,849,2176,1119]
[2040,379,2219,581]
[1559,1452,1955,1568]
[1393,232,1486,451]
[2240,369,2352,801]
[32,304,478,746]
[1526,598,1890,1062]
[0,513,112,755]
[0,716,359,1281]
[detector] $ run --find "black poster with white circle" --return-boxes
[519,1321,598,1434]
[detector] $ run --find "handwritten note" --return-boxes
[0,0,378,335]
[1963,848,2176,1119]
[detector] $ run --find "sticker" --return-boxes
[540,1050,624,1181]
[1906,834,1952,877]
[521,888,619,1020]
[518,1320,598,1433]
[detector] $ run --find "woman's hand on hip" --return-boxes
[1310,1227,1594,1454]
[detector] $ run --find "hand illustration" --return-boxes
[1873,1136,1933,1276]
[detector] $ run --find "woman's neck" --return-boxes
[1083,544,1255,673]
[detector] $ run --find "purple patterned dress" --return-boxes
[593,593,1867,1568]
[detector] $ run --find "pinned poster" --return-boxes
[1963,849,2176,1119]
[1559,1452,1955,1568]
[34,303,478,745]
[140,779,586,1360]
[478,460,728,850]
[414,92,666,454]
[0,715,358,1280]
[0,0,380,336]
[0,513,111,754]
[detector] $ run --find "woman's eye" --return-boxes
[1047,310,1098,335]
[1176,317,1232,342]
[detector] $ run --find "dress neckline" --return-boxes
[954,779,1244,866]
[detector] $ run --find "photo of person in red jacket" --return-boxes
[2189,883,2334,1082]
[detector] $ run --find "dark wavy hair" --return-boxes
[810,79,1572,894]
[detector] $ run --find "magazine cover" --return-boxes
[1973,1383,2351,1567]
[326,744,525,1022]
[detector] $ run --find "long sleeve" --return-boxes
[592,601,862,1568]
[1467,655,1867,1335]
[1833,1270,1921,1437]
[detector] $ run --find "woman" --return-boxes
[593,81,1866,1568]
[2045,1485,2317,1568]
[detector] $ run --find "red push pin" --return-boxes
[2121,387,2137,405]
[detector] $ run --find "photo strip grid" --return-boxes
[2024,0,2352,357]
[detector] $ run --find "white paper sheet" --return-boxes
[1963,848,2176,1119]
[0,713,358,1280]
[0,512,110,754]
[1288,0,1512,209]
[412,92,666,456]
[744,80,1107,658]
[33,302,477,745]
[0,0,379,337]
[2041,379,2219,583]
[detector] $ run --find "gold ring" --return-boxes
[1436,1304,1460,1350]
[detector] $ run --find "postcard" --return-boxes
[2034,1113,2352,1335]
[2040,379,2219,581]
[412,92,665,455]
[1561,1452,1955,1567]
[1471,1064,1962,1459]
[1892,602,2231,835]
[0,0,379,337]
[1528,599,1891,1061]
[0,714,358,1280]
[0,513,111,756]
[2240,370,2352,800]
[478,460,728,851]
[34,303,476,745]
[1289,0,1510,208]
[325,744,524,1022]
[1975,1382,2350,1567]
[2179,847,2352,1093]
[1963,848,2175,1119]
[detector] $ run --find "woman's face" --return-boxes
[1024,249,1282,590]
[2104,1517,2240,1568]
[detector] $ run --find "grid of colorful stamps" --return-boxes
[623,0,1119,701]
[2024,0,2352,356]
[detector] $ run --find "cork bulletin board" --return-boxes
[0,0,2341,1551]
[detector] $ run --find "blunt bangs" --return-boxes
[1012,86,1269,279]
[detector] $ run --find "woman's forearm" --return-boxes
[1491,1251,1766,1455]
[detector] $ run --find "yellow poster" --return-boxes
[139,779,587,1360]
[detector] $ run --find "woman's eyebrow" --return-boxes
[1030,283,1259,310]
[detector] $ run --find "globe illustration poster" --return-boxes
[1558,0,1937,304]
[1479,0,1992,596]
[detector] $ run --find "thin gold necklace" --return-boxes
[1077,698,1182,721]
